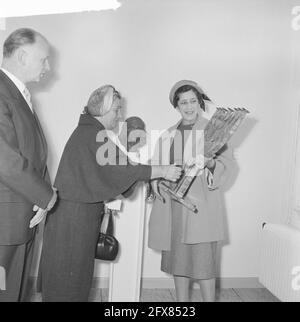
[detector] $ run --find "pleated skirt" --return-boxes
[161,200,217,280]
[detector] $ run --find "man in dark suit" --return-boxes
[0,28,57,301]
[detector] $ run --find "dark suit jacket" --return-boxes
[0,70,53,245]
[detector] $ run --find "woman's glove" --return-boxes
[151,179,165,202]
[162,165,182,182]
[30,206,48,228]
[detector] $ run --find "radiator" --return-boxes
[259,223,300,302]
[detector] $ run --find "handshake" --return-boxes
[28,163,183,229]
[29,188,58,228]
[160,164,183,182]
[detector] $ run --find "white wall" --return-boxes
[0,0,297,280]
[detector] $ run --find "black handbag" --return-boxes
[95,208,119,261]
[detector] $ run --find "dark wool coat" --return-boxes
[39,114,151,301]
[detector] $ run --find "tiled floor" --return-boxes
[30,288,280,302]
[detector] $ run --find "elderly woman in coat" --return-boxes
[38,85,182,302]
[148,80,234,302]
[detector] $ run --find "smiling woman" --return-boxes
[148,79,234,302]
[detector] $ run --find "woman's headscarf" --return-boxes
[84,85,119,116]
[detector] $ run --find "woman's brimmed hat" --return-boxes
[169,80,211,107]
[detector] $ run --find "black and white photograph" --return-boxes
[0,0,300,305]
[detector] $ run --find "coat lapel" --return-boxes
[159,116,208,165]
[0,70,48,169]
[32,110,48,163]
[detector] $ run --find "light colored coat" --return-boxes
[148,116,234,251]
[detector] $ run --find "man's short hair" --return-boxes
[3,28,42,58]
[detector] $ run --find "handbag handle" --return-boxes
[100,209,114,235]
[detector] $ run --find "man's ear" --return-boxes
[16,48,27,66]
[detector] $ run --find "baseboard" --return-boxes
[31,276,263,290]
[90,277,262,289]
[216,277,263,289]
[141,277,262,289]
[92,277,109,289]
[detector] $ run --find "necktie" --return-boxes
[23,87,33,111]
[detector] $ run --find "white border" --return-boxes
[0,0,121,18]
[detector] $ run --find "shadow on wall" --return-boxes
[29,45,60,169]
[216,116,258,278]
